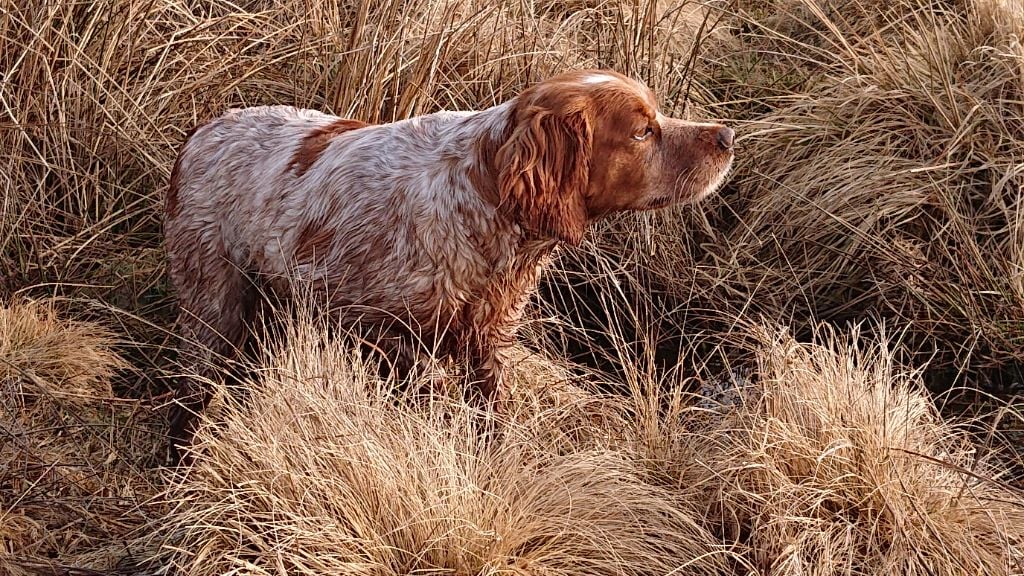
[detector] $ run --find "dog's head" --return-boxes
[496,69,734,245]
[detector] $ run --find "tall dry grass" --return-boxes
[135,314,1024,576]
[150,314,728,576]
[3,0,1024,574]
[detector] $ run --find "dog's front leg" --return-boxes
[465,337,509,409]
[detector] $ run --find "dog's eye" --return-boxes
[633,126,654,141]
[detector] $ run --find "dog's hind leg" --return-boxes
[166,238,259,465]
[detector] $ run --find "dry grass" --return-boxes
[149,315,728,576]
[4,302,1024,574]
[137,316,1024,576]
[0,299,164,574]
[3,0,1024,573]
[623,322,1024,575]
[0,299,125,399]
[734,0,1024,373]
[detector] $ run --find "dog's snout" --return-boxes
[715,126,735,151]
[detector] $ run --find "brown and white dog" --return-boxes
[164,69,734,461]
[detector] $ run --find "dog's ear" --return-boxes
[497,104,591,246]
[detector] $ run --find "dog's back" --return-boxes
[166,106,511,296]
[163,71,735,464]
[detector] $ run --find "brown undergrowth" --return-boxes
[0,299,164,575]
[3,0,1024,574]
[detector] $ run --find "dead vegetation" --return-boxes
[0,299,163,574]
[3,0,1024,574]
[626,324,1024,575]
[151,316,728,576]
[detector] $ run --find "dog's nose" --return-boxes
[715,126,735,151]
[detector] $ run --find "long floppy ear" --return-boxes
[496,104,591,246]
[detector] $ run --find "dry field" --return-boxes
[2,0,1024,574]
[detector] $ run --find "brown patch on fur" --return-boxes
[166,158,183,220]
[468,121,511,209]
[289,119,369,176]
[497,91,592,245]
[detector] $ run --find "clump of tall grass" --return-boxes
[628,322,1024,575]
[150,313,728,576]
[0,298,125,398]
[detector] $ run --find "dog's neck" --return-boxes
[435,99,565,253]
[436,100,514,212]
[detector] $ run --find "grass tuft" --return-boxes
[150,314,728,576]
[630,322,1024,575]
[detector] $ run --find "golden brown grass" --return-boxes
[0,299,125,399]
[737,0,1024,371]
[3,0,1024,574]
[623,323,1024,575]
[150,315,728,576]
[136,315,1024,576]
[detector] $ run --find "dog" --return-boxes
[163,69,735,462]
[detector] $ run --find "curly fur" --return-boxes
[163,69,735,462]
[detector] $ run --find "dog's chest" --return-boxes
[412,212,523,312]
[285,196,527,331]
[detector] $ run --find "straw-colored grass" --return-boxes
[627,323,1024,575]
[738,0,1024,370]
[150,315,728,576]
[4,0,1024,573]
[0,299,125,399]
